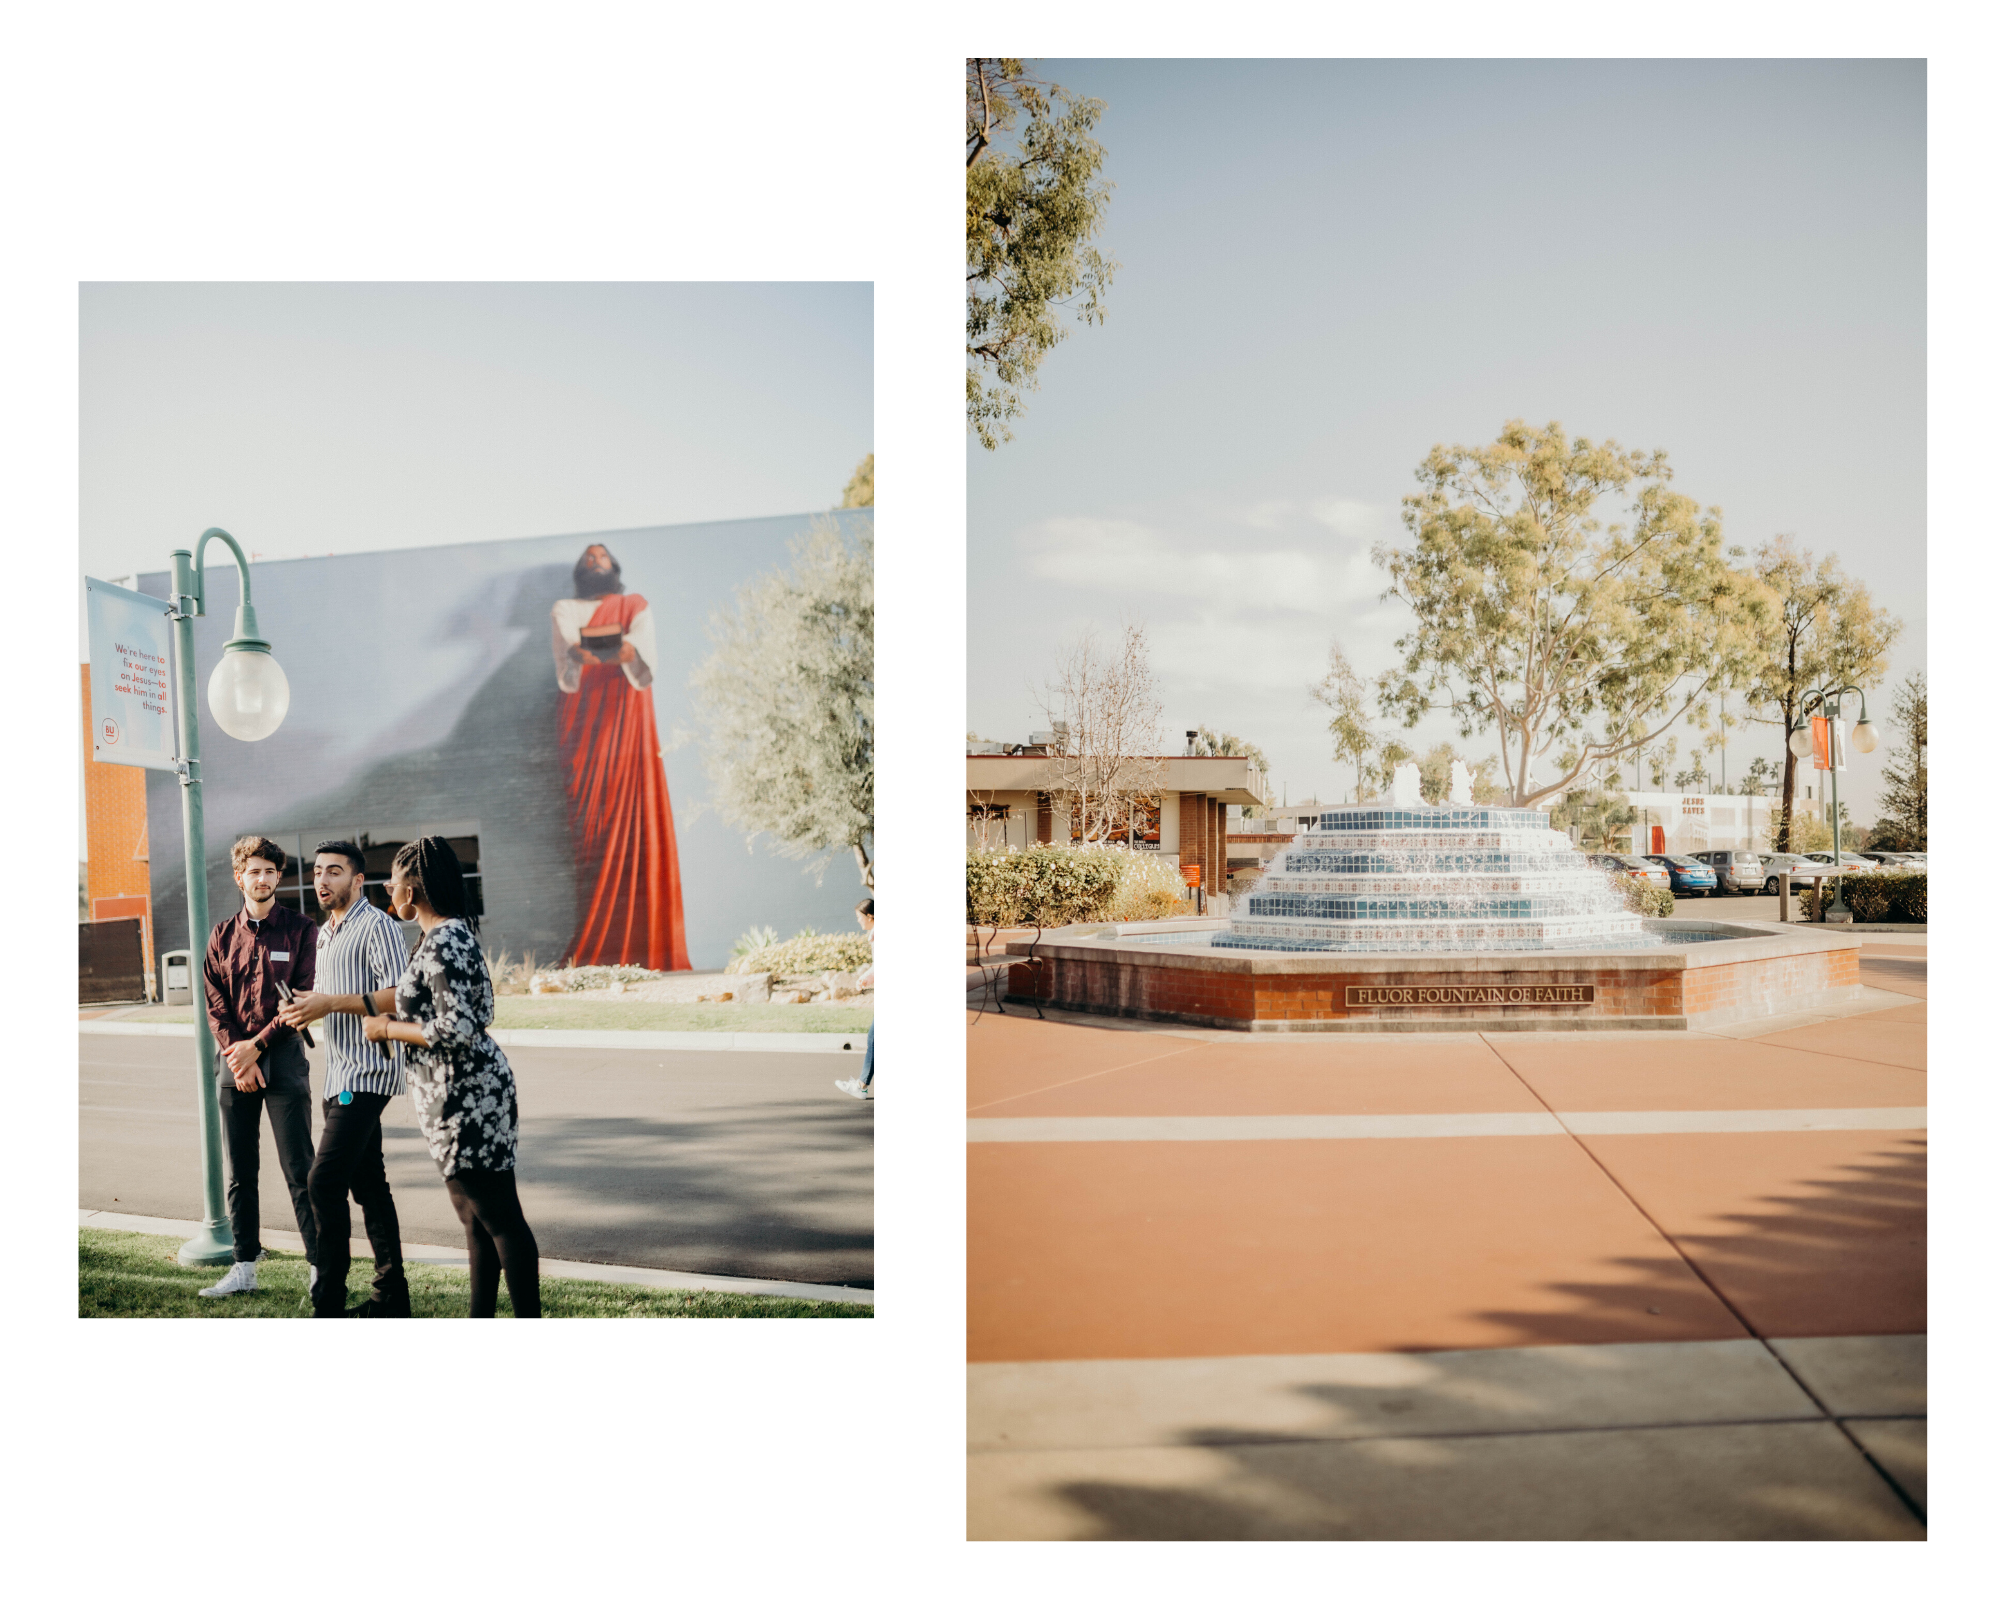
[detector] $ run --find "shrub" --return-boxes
[966,845,1126,929]
[730,925,779,963]
[1607,870,1675,919]
[1840,871,1926,924]
[1103,849,1194,921]
[1139,887,1185,920]
[728,932,874,975]
[529,962,666,993]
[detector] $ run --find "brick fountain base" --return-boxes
[1001,920,1861,1032]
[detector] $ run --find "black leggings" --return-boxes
[443,1169,541,1318]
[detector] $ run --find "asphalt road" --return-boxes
[80,1034,874,1288]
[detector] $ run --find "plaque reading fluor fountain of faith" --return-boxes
[1346,983,1596,1007]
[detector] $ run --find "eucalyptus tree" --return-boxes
[966,58,1116,449]
[1374,420,1773,809]
[1310,641,1378,801]
[1742,536,1901,851]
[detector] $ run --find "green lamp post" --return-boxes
[170,529,292,1268]
[1786,683,1879,921]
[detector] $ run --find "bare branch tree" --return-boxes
[1035,624,1165,843]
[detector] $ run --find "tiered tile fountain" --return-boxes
[1215,760,1655,955]
[1004,762,1861,1032]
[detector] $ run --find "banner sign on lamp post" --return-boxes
[85,577,178,771]
[1810,715,1848,773]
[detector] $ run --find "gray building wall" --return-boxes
[141,511,870,971]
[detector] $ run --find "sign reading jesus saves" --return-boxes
[1346,983,1595,1007]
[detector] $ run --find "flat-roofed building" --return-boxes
[966,745,1268,895]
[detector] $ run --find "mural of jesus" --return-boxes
[550,543,690,969]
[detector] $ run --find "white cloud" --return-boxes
[1309,497,1395,540]
[1024,516,1382,614]
[1232,499,1296,531]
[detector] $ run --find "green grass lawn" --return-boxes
[80,1229,870,1318]
[490,998,873,1033]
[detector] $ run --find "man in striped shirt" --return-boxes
[280,840,414,1318]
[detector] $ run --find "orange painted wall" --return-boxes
[82,664,154,984]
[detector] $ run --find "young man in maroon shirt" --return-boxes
[197,835,321,1298]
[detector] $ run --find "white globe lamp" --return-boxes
[206,600,290,741]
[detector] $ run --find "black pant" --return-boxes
[307,1091,408,1318]
[444,1170,541,1318]
[216,1034,318,1265]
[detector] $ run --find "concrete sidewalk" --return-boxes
[82,1209,872,1305]
[969,946,1925,1539]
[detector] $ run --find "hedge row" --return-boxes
[967,846,1126,929]
[1833,871,1926,924]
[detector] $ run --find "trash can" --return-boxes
[161,948,193,1004]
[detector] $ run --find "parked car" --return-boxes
[1858,850,1923,869]
[1644,854,1718,896]
[1802,851,1878,876]
[1587,853,1670,889]
[1689,849,1765,895]
[1758,852,1822,895]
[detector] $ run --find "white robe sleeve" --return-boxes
[551,604,582,694]
[622,601,657,691]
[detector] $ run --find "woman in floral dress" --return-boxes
[360,836,541,1317]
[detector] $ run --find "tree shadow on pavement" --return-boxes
[349,1097,872,1288]
[1010,1138,1924,1540]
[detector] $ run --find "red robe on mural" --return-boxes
[551,566,690,970]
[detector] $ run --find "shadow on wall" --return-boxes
[1014,1138,1925,1539]
[147,564,576,960]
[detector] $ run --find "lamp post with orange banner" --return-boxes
[1787,683,1880,919]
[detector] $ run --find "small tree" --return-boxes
[839,454,873,509]
[1310,641,1377,802]
[692,515,874,887]
[1871,671,1926,850]
[1743,536,1901,851]
[1036,624,1165,843]
[1416,741,1503,805]
[1375,420,1772,807]
[1550,787,1639,852]
[1367,737,1416,799]
[966,59,1117,449]
[1736,755,1778,797]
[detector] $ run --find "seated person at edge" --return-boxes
[288,836,541,1318]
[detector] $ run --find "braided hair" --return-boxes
[392,836,471,922]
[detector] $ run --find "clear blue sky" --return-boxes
[968,59,1925,818]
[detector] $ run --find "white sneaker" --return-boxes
[199,1261,258,1297]
[833,1077,870,1100]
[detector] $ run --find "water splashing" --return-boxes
[1212,803,1662,953]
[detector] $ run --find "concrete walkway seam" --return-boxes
[968,1107,1925,1143]
[80,1210,872,1305]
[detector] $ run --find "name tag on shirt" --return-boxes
[270,951,290,962]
